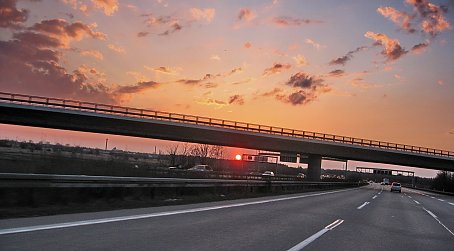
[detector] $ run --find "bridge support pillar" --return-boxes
[307,155,322,181]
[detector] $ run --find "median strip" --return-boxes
[287,219,344,251]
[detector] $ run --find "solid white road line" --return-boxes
[372,195,377,200]
[357,202,370,210]
[413,200,420,205]
[287,219,344,251]
[0,188,358,235]
[422,208,454,236]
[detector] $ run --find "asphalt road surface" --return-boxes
[0,183,453,250]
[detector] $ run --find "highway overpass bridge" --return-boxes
[0,92,453,180]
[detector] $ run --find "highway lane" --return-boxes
[306,184,453,250]
[0,184,452,251]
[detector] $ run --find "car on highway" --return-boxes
[188,164,213,172]
[262,171,275,179]
[390,182,401,193]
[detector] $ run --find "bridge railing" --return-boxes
[0,92,452,158]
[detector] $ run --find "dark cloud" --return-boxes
[262,63,292,76]
[281,72,331,105]
[137,31,150,37]
[329,46,367,66]
[328,69,344,77]
[30,19,106,42]
[0,17,160,104]
[227,67,243,76]
[228,94,245,105]
[286,72,324,88]
[176,67,243,87]
[287,91,308,105]
[115,81,160,94]
[0,0,29,28]
[159,23,182,36]
[411,42,429,54]
[272,16,322,27]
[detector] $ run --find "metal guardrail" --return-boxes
[0,92,452,158]
[0,173,360,188]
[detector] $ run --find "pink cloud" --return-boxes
[190,8,215,22]
[238,8,256,22]
[244,42,252,48]
[272,16,322,27]
[364,31,407,61]
[377,6,415,33]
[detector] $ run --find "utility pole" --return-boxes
[105,138,108,150]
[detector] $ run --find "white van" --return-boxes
[188,164,213,172]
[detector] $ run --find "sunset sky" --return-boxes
[1,0,453,177]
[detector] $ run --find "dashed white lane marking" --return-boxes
[0,188,358,236]
[449,202,454,206]
[372,195,378,200]
[287,219,344,251]
[430,196,436,199]
[422,208,454,236]
[413,200,420,205]
[437,199,445,202]
[407,196,412,198]
[357,202,370,210]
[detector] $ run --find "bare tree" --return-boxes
[191,144,210,164]
[166,144,179,166]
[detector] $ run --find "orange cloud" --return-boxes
[91,0,119,16]
[262,63,292,76]
[107,44,125,53]
[364,31,407,61]
[293,54,307,66]
[80,49,103,60]
[0,0,28,28]
[190,8,215,22]
[30,19,106,48]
